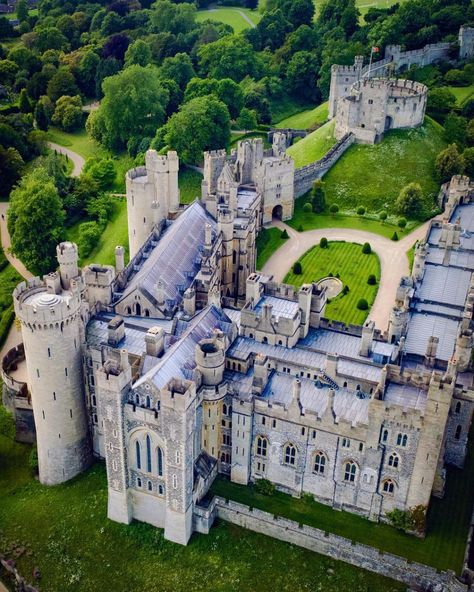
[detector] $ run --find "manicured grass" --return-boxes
[287,199,415,239]
[270,96,314,125]
[446,84,474,106]
[275,102,329,130]
[179,167,203,204]
[256,227,288,270]
[65,198,129,267]
[0,435,403,592]
[211,414,474,574]
[286,119,336,167]
[196,7,261,33]
[322,117,446,217]
[284,241,380,325]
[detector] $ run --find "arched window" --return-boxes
[137,477,142,488]
[146,434,152,472]
[263,336,268,343]
[228,405,232,415]
[284,443,296,466]
[135,393,140,405]
[136,441,141,470]
[381,429,389,443]
[344,461,357,483]
[158,484,164,495]
[145,309,150,317]
[314,452,326,474]
[223,403,227,416]
[136,303,141,316]
[146,395,151,408]
[455,401,461,414]
[157,447,163,476]
[256,436,268,457]
[383,479,395,494]
[455,425,462,440]
[147,481,152,491]
[127,306,132,315]
[397,433,408,447]
[388,453,399,468]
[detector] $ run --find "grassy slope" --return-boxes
[287,199,416,239]
[284,242,380,325]
[0,436,403,592]
[179,167,203,204]
[322,117,446,216]
[275,102,329,130]
[446,84,474,105]
[286,119,337,167]
[256,227,288,269]
[196,7,261,33]
[211,413,474,574]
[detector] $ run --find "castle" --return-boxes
[4,132,474,543]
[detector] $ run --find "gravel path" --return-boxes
[236,9,256,27]
[262,219,432,331]
[48,142,85,177]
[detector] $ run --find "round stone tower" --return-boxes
[195,332,226,386]
[14,278,91,485]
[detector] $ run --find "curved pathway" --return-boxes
[236,9,256,27]
[47,142,85,177]
[262,219,433,330]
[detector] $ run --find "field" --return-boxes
[322,117,446,218]
[446,84,474,106]
[286,119,337,167]
[256,227,288,269]
[287,198,417,238]
[284,241,380,325]
[0,433,403,592]
[196,7,261,33]
[211,412,474,575]
[275,102,329,130]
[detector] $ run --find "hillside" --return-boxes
[286,119,337,167]
[321,117,446,217]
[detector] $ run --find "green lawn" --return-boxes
[256,227,288,269]
[322,117,446,218]
[284,241,380,325]
[65,198,129,267]
[211,414,474,574]
[445,84,474,106]
[286,119,337,167]
[275,102,329,130]
[179,167,203,204]
[0,434,403,592]
[196,7,261,32]
[287,199,416,239]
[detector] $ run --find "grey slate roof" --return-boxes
[116,202,216,312]
[416,266,471,308]
[405,312,459,361]
[254,295,300,320]
[384,383,427,412]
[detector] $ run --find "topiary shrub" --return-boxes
[293,261,302,274]
[392,231,399,241]
[357,206,366,216]
[367,274,376,285]
[280,229,289,239]
[254,478,275,496]
[379,211,387,222]
[329,204,339,215]
[342,285,350,295]
[357,298,368,310]
[362,242,371,254]
[303,202,312,213]
[319,237,328,248]
[398,217,407,229]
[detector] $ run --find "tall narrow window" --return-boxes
[157,447,163,476]
[381,429,388,443]
[136,441,141,470]
[455,425,462,440]
[146,434,152,472]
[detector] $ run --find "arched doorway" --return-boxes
[384,116,393,131]
[272,205,283,220]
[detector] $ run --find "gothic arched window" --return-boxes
[344,461,357,483]
[135,440,141,470]
[146,434,152,472]
[383,479,395,494]
[284,443,296,466]
[256,436,268,457]
[157,447,163,476]
[314,452,326,474]
[388,453,399,468]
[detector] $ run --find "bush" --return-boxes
[83,158,116,191]
[329,204,339,214]
[357,298,368,310]
[297,224,303,232]
[293,261,302,275]
[379,211,387,222]
[367,274,376,285]
[78,221,102,257]
[280,229,289,239]
[361,242,371,254]
[391,231,399,241]
[254,478,275,496]
[303,202,312,213]
[386,508,414,532]
[319,237,328,248]
[311,179,325,213]
[398,217,407,229]
[51,95,83,131]
[357,206,365,216]
[29,444,39,474]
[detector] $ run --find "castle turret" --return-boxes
[14,276,91,485]
[328,55,364,119]
[57,242,79,290]
[195,332,226,386]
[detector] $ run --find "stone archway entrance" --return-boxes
[385,115,393,131]
[272,205,283,220]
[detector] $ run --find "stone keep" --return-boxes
[13,248,91,485]
[126,150,179,258]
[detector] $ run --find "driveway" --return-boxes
[262,220,432,331]
[48,142,85,177]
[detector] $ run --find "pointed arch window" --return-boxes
[157,447,163,476]
[383,479,395,494]
[256,436,268,457]
[146,434,152,472]
[136,440,141,470]
[388,453,399,468]
[344,461,357,483]
[314,452,326,474]
[284,443,296,466]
